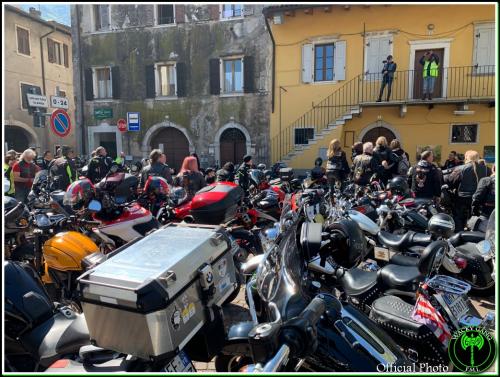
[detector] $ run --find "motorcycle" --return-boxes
[215,197,409,372]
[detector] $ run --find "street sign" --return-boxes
[50,95,69,109]
[50,109,72,137]
[117,118,127,132]
[27,93,49,108]
[127,112,140,131]
[94,108,113,120]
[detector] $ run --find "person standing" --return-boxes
[419,50,440,100]
[389,139,410,178]
[411,150,441,201]
[442,151,462,170]
[140,149,173,187]
[445,150,486,231]
[38,150,53,170]
[351,142,363,163]
[12,149,40,202]
[216,162,236,182]
[377,55,397,102]
[372,136,399,185]
[472,164,495,218]
[235,155,253,193]
[174,156,206,201]
[49,146,77,191]
[4,155,16,197]
[87,146,114,184]
[352,142,378,186]
[326,139,349,190]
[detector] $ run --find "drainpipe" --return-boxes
[75,5,86,155]
[263,14,275,113]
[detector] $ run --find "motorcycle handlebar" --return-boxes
[299,296,326,327]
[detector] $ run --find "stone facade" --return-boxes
[71,4,272,169]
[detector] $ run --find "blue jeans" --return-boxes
[423,76,437,96]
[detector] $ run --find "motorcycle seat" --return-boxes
[455,242,481,256]
[449,231,484,247]
[378,231,432,251]
[339,268,379,296]
[389,254,420,267]
[22,311,90,367]
[413,198,433,207]
[369,296,441,342]
[378,264,423,291]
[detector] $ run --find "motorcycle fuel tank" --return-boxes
[348,210,379,235]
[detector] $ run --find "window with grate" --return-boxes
[451,124,478,143]
[295,128,315,145]
[157,5,174,24]
[16,26,30,55]
[222,4,243,19]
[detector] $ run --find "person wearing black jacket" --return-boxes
[235,155,253,193]
[377,55,397,102]
[38,150,53,171]
[49,146,77,191]
[411,150,441,200]
[351,142,363,163]
[442,151,462,170]
[86,146,114,184]
[472,165,495,218]
[372,136,399,185]
[326,139,349,190]
[216,162,235,182]
[445,150,487,231]
[351,142,378,186]
[140,149,173,187]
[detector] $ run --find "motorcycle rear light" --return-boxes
[454,257,467,270]
[49,359,70,368]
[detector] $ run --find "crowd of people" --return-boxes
[5,138,495,232]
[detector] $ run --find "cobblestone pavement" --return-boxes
[194,287,495,373]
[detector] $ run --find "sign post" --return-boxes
[127,112,141,132]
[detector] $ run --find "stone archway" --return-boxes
[358,121,402,145]
[141,120,195,170]
[213,121,252,165]
[4,120,38,151]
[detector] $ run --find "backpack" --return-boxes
[397,155,410,176]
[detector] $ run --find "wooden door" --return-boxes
[220,128,246,165]
[152,128,189,172]
[362,127,396,145]
[413,48,444,99]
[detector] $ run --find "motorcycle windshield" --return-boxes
[256,221,308,320]
[485,209,495,254]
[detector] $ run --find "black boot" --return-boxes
[376,97,382,102]
[422,93,427,100]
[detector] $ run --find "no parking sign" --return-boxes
[50,109,72,137]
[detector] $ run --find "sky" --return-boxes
[17,3,71,26]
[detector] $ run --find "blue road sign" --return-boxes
[127,112,141,131]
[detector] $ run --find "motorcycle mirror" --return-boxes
[476,240,492,256]
[88,200,102,213]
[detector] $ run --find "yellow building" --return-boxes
[4,5,77,154]
[263,4,496,170]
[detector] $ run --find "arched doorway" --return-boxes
[361,127,396,145]
[220,128,246,164]
[5,125,33,152]
[150,127,189,172]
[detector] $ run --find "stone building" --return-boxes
[4,5,76,154]
[71,4,272,170]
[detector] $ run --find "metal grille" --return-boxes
[451,124,478,143]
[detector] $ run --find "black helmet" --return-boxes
[326,219,367,269]
[428,213,455,238]
[5,197,30,234]
[387,176,410,196]
[314,157,323,167]
[263,169,272,180]
[311,167,324,180]
[249,169,265,188]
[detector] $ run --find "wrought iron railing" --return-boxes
[271,65,495,162]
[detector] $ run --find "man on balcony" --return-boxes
[377,55,397,102]
[419,51,440,100]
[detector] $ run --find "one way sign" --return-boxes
[127,112,140,131]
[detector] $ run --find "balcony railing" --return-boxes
[272,65,495,162]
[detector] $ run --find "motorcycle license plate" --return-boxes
[442,292,469,322]
[162,351,195,373]
[374,246,393,262]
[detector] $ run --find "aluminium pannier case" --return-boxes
[77,223,238,360]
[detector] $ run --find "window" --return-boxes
[156,63,177,97]
[222,58,243,93]
[221,4,243,19]
[63,44,69,67]
[295,128,315,145]
[48,39,62,65]
[156,5,175,25]
[473,23,495,75]
[20,83,41,109]
[451,124,478,143]
[315,44,334,82]
[94,67,112,99]
[94,5,110,31]
[16,26,30,55]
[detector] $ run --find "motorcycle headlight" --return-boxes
[35,213,51,228]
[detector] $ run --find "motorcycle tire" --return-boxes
[214,353,253,372]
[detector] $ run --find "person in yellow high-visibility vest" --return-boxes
[4,155,16,196]
[419,50,440,100]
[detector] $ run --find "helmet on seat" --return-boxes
[144,176,170,196]
[257,163,267,171]
[428,213,455,238]
[387,176,410,196]
[63,178,96,211]
[249,169,267,190]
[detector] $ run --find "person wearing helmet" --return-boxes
[87,146,113,184]
[49,145,77,191]
[257,163,266,171]
[387,176,412,199]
